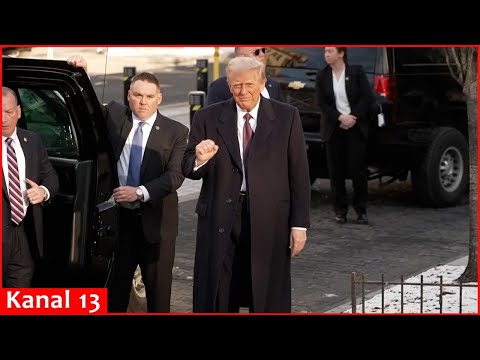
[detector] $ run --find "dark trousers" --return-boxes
[326,125,368,216]
[216,193,253,312]
[107,208,175,313]
[3,223,35,287]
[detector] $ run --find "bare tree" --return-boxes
[445,48,477,283]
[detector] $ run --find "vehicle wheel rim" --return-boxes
[439,146,463,192]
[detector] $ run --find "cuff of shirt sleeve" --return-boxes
[291,227,307,231]
[138,185,150,202]
[193,159,209,172]
[40,185,50,201]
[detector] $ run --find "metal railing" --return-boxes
[351,272,477,314]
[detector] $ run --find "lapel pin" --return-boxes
[155,126,160,130]
[346,77,349,81]
[24,137,27,142]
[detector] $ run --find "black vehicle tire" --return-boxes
[411,127,468,207]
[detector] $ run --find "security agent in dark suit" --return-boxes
[2,86,59,287]
[67,56,189,313]
[316,47,375,225]
[206,47,285,105]
[182,56,310,313]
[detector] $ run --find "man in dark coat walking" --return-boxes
[182,56,310,313]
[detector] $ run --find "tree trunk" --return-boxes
[458,61,478,283]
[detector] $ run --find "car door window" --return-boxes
[18,87,79,158]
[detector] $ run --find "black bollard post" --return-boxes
[123,66,136,105]
[188,91,206,127]
[196,59,208,94]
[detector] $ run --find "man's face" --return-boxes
[2,92,21,137]
[127,80,162,120]
[236,47,267,64]
[229,68,266,112]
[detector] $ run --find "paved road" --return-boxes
[169,178,469,313]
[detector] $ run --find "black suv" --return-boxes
[2,56,119,287]
[266,47,468,207]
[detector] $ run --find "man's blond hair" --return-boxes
[226,56,266,83]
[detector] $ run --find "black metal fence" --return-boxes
[351,272,478,314]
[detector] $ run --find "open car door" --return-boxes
[3,56,119,287]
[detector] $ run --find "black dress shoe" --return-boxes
[356,213,368,225]
[335,214,347,224]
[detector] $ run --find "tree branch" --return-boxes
[445,48,464,87]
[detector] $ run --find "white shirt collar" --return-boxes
[236,97,261,120]
[132,111,157,127]
[2,128,19,143]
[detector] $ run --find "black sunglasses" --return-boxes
[253,48,266,56]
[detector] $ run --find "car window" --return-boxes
[18,87,79,158]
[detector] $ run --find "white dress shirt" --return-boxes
[117,112,157,202]
[261,86,270,99]
[332,68,351,115]
[236,101,259,192]
[2,129,50,217]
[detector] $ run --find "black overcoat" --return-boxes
[182,97,310,312]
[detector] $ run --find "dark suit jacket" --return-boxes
[2,128,59,257]
[103,101,188,243]
[182,97,310,312]
[316,64,374,142]
[206,76,285,106]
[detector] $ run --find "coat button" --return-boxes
[232,168,237,172]
[226,198,232,204]
[218,228,225,233]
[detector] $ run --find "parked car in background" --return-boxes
[266,47,468,207]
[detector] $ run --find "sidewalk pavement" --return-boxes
[142,190,471,314]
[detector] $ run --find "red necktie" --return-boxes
[5,138,25,224]
[243,113,253,159]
